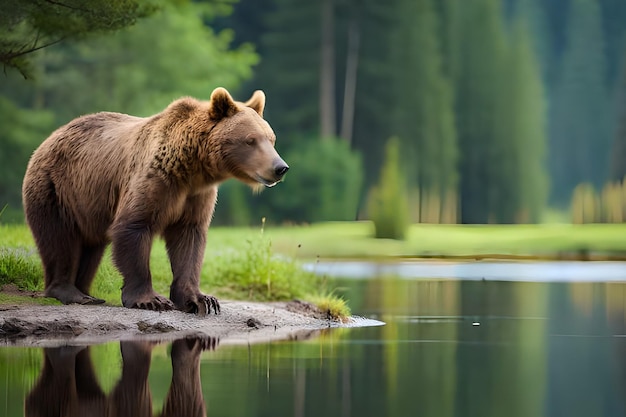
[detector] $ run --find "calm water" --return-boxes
[2,261,626,417]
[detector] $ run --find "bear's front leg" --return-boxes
[164,221,220,316]
[111,215,174,311]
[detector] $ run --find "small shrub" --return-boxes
[367,137,410,239]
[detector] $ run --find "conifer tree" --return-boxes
[255,0,321,146]
[454,0,507,223]
[0,0,158,77]
[492,17,548,223]
[610,53,626,182]
[390,0,458,222]
[549,0,610,205]
[348,0,398,189]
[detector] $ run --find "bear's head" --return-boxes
[208,87,288,189]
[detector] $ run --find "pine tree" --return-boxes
[513,0,551,82]
[434,0,460,81]
[549,0,611,205]
[254,0,321,147]
[390,0,458,222]
[349,0,398,189]
[319,0,337,138]
[454,0,507,223]
[599,0,626,87]
[493,17,548,223]
[610,52,626,181]
[0,0,158,77]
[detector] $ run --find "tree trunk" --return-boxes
[340,19,360,144]
[320,0,336,139]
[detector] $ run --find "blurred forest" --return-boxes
[1,0,626,226]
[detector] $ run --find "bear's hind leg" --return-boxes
[25,191,99,305]
[41,238,98,305]
[75,244,107,305]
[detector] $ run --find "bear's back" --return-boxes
[45,112,146,150]
[23,111,157,237]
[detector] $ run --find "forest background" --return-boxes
[1,0,625,228]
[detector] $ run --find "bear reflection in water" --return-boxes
[25,336,218,417]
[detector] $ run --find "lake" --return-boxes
[2,260,626,417]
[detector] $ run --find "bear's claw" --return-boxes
[79,295,106,305]
[132,301,173,311]
[185,294,220,316]
[129,294,174,311]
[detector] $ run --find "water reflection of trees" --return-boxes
[25,337,218,417]
[348,277,626,417]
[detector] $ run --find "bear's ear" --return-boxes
[245,90,266,117]
[209,87,238,120]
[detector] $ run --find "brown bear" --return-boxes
[22,87,288,315]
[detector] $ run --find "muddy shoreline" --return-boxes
[0,300,367,347]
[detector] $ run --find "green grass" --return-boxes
[0,247,42,291]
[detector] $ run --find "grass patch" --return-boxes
[0,248,43,291]
[306,292,351,322]
[204,234,313,301]
[0,293,60,306]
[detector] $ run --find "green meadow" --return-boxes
[259,221,626,259]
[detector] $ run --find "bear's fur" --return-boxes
[22,88,288,314]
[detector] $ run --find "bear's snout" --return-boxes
[255,158,288,188]
[274,162,289,178]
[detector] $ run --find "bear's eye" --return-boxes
[245,137,256,146]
